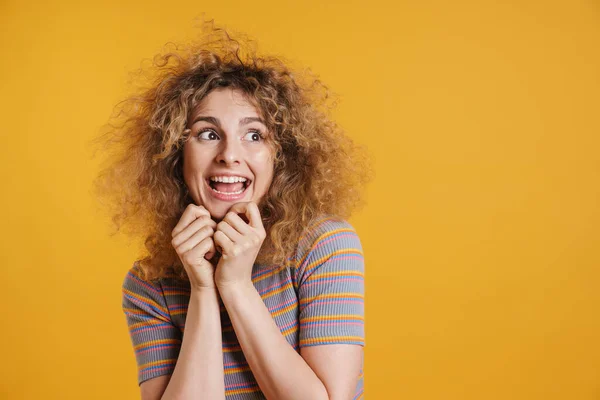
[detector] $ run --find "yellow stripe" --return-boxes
[251,266,286,284]
[134,338,181,351]
[122,288,170,316]
[224,365,252,375]
[259,282,294,300]
[138,358,177,369]
[163,290,191,296]
[301,314,364,322]
[227,387,262,395]
[296,227,357,269]
[300,292,364,305]
[271,302,298,318]
[300,336,364,345]
[303,248,363,276]
[128,318,168,331]
[305,270,364,283]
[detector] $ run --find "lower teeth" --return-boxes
[211,187,245,195]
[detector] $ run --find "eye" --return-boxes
[243,130,264,142]
[197,128,219,140]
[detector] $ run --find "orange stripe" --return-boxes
[134,338,181,351]
[303,248,363,276]
[123,288,170,317]
[138,358,177,370]
[127,318,168,331]
[301,314,364,322]
[260,282,294,300]
[296,227,357,269]
[271,302,298,318]
[300,292,364,305]
[300,336,364,345]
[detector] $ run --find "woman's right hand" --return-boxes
[171,204,218,290]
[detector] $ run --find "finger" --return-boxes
[197,236,216,261]
[181,236,215,270]
[214,230,234,255]
[223,211,252,235]
[204,237,217,260]
[246,202,263,230]
[228,202,256,227]
[172,204,211,238]
[216,220,243,243]
[172,215,217,247]
[175,225,214,254]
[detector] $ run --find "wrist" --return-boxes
[190,285,220,296]
[216,280,255,298]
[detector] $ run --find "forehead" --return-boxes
[191,87,261,116]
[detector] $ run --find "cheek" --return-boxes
[251,150,275,183]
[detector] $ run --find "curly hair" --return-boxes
[91,20,373,282]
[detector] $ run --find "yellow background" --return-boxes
[1,1,599,399]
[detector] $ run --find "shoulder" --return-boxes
[292,215,363,279]
[122,262,163,296]
[121,262,173,321]
[295,215,362,259]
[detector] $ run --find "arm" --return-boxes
[212,207,364,399]
[122,265,225,400]
[218,282,330,400]
[160,287,225,400]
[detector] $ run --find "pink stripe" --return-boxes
[131,325,177,336]
[303,255,364,277]
[267,297,297,313]
[313,233,357,251]
[141,365,174,374]
[301,321,364,327]
[224,360,248,367]
[302,299,363,306]
[128,272,162,295]
[225,381,260,390]
[278,319,299,330]
[302,277,364,288]
[258,279,291,295]
[137,344,179,355]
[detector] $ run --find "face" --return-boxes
[183,87,275,220]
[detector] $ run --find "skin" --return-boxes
[175,87,275,289]
[165,87,362,399]
[182,87,275,222]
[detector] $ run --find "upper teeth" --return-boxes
[210,176,248,183]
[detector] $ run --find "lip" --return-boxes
[204,176,251,202]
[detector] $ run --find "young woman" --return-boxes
[94,22,371,400]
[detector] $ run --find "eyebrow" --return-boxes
[190,116,265,127]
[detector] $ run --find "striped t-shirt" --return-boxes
[121,216,365,399]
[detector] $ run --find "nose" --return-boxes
[216,137,241,166]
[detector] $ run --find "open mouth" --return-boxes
[207,178,252,195]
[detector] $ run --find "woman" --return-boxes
[94,21,371,399]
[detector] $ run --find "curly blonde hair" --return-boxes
[91,21,373,282]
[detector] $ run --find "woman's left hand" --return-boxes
[213,201,266,290]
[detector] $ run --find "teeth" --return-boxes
[209,176,248,183]
[211,187,246,195]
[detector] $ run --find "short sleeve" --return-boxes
[295,217,365,348]
[121,263,182,385]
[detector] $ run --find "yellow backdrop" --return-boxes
[1,1,599,399]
